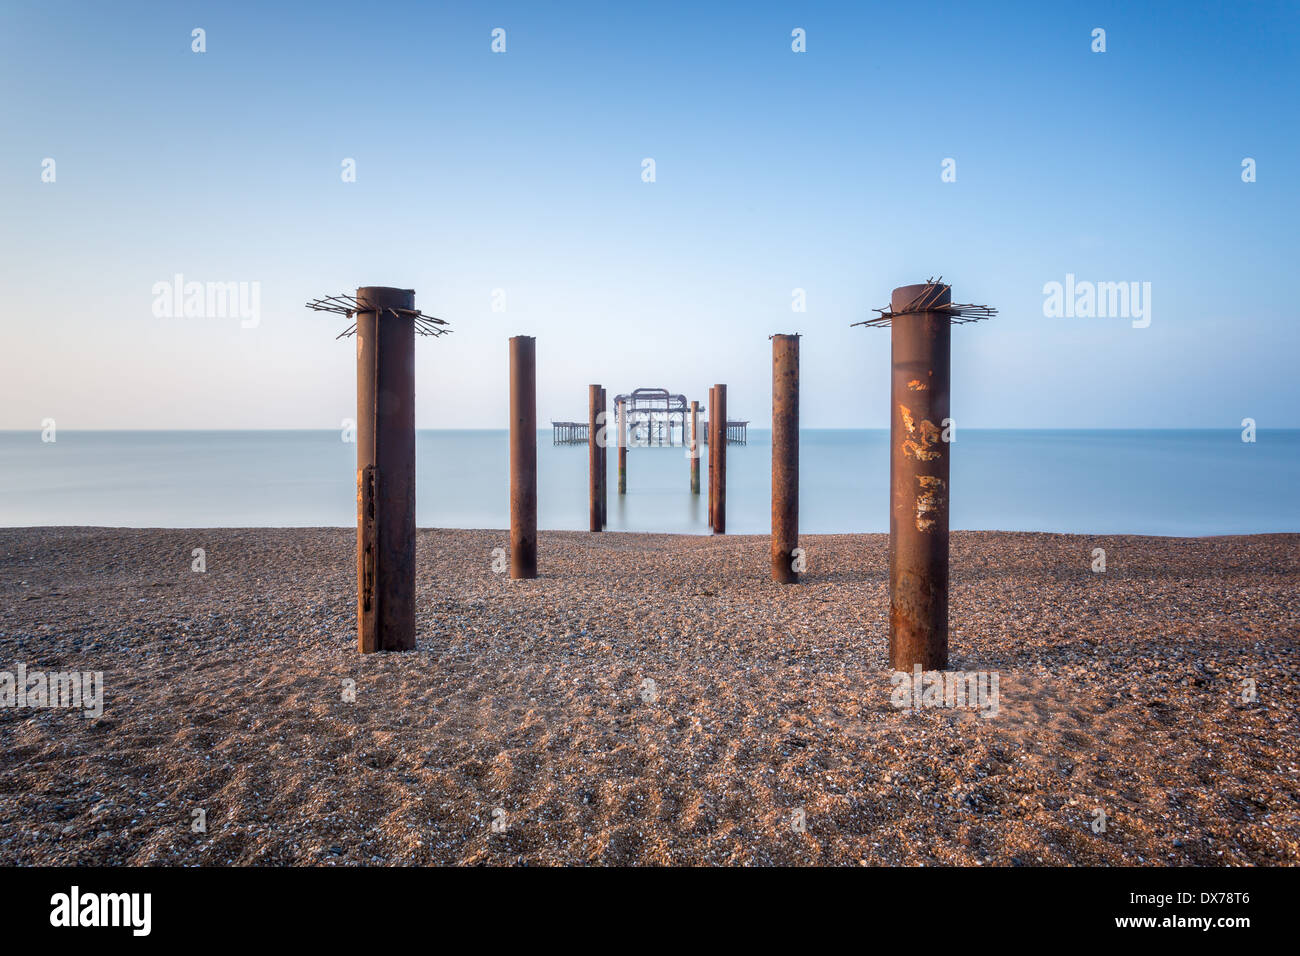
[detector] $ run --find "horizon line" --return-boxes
[3,426,1295,433]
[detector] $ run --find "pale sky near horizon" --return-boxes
[1,0,1296,430]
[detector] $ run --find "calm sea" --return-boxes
[0,430,1296,535]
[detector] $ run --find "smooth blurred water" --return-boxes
[0,430,1296,535]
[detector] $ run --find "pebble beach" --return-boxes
[1,527,1296,866]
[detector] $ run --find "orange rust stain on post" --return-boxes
[907,379,928,391]
[899,404,942,461]
[899,404,915,433]
[915,475,945,532]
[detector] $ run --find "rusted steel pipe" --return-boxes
[771,335,800,582]
[707,387,716,527]
[355,286,417,653]
[617,397,627,494]
[589,384,603,532]
[599,387,608,527]
[689,400,700,494]
[713,384,727,534]
[509,336,537,579]
[889,283,951,671]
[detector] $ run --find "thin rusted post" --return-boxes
[707,387,716,527]
[599,387,608,526]
[355,286,416,653]
[713,384,727,534]
[689,400,700,493]
[889,283,951,671]
[771,335,799,582]
[509,336,537,579]
[617,397,627,494]
[588,384,603,532]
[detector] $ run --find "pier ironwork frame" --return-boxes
[554,386,747,445]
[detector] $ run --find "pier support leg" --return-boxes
[689,400,700,494]
[617,398,627,494]
[713,384,727,534]
[355,286,416,653]
[889,284,951,671]
[707,387,716,527]
[589,385,603,532]
[771,335,799,583]
[598,387,608,527]
[509,336,537,579]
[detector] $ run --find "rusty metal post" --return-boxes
[707,387,716,527]
[771,335,799,582]
[889,283,951,671]
[689,400,700,494]
[588,384,603,532]
[355,286,417,653]
[599,387,608,527]
[617,397,627,494]
[713,384,727,534]
[509,336,537,579]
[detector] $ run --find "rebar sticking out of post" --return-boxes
[588,385,603,532]
[509,336,537,579]
[771,335,800,582]
[689,400,700,494]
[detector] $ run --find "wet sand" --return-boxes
[0,527,1296,865]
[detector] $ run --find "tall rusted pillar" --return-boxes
[509,336,537,579]
[713,384,727,534]
[889,284,951,671]
[707,387,716,526]
[617,397,627,494]
[689,400,700,493]
[599,387,608,526]
[771,335,800,582]
[355,286,417,653]
[588,384,603,532]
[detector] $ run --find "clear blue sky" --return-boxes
[1,0,1296,429]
